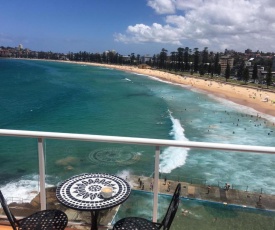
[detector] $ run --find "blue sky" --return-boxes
[1,0,275,55]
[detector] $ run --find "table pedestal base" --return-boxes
[91,210,99,230]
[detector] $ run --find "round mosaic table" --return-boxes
[56,173,131,230]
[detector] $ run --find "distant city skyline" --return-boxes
[1,0,275,55]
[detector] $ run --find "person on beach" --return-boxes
[206,185,211,194]
[164,176,167,185]
[181,209,190,216]
[224,183,230,191]
[167,181,171,192]
[150,182,153,190]
[257,195,263,207]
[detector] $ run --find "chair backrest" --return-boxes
[160,183,181,230]
[0,190,17,230]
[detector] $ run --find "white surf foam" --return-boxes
[0,175,54,204]
[116,169,131,181]
[132,73,147,77]
[116,169,139,188]
[188,87,275,124]
[136,73,192,90]
[135,72,275,124]
[124,78,131,81]
[210,95,275,124]
[159,111,190,173]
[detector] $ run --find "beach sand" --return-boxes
[70,61,275,118]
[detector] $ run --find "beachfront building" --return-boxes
[141,54,152,64]
[219,55,234,75]
[245,48,252,54]
[18,44,23,50]
[0,48,11,57]
[259,70,275,82]
[122,55,131,63]
[245,57,254,67]
[245,62,264,81]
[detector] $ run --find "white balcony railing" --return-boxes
[1,128,275,222]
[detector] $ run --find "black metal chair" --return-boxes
[113,183,181,230]
[0,190,68,230]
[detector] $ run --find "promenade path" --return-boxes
[128,175,275,211]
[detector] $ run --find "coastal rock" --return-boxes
[55,156,79,167]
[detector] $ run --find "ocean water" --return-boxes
[0,58,275,202]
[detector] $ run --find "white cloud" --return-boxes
[147,0,176,14]
[115,23,182,45]
[115,0,275,52]
[175,0,205,10]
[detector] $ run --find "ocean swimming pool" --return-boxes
[113,190,275,230]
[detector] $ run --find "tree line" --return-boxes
[1,45,274,87]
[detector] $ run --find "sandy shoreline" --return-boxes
[66,61,274,118]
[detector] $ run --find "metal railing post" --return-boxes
[153,146,160,222]
[38,138,46,210]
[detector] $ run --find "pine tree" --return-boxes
[266,67,272,88]
[237,61,245,80]
[252,63,258,83]
[193,48,199,73]
[214,53,220,74]
[225,62,230,81]
[243,67,249,83]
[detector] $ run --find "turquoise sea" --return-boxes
[0,58,275,202]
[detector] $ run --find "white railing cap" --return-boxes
[0,129,274,154]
